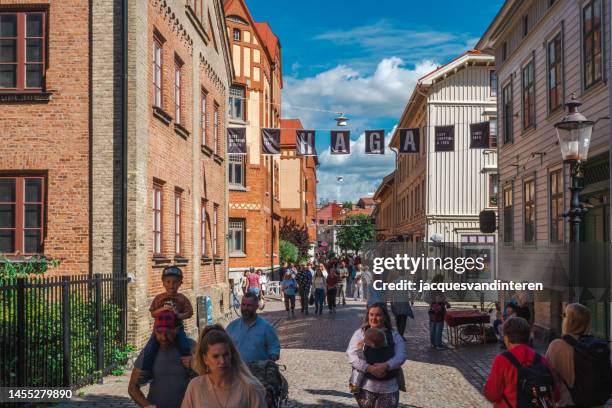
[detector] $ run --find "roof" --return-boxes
[372,171,395,201]
[317,203,343,220]
[254,22,283,87]
[340,207,373,219]
[475,0,519,52]
[280,118,303,146]
[417,50,494,85]
[357,196,375,207]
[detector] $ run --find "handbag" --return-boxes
[308,293,315,305]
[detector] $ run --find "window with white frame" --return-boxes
[229,218,244,255]
[229,154,245,187]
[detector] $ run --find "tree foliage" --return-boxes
[336,214,375,254]
[279,240,299,264]
[279,216,310,260]
[342,201,353,209]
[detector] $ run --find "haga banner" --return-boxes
[399,128,420,153]
[469,122,490,149]
[365,130,385,154]
[330,131,350,154]
[435,125,454,152]
[261,128,281,154]
[296,130,316,156]
[227,127,247,154]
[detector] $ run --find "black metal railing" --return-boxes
[0,274,127,388]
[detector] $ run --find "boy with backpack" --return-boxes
[484,317,558,408]
[545,303,612,408]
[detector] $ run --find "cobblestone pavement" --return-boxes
[57,297,501,407]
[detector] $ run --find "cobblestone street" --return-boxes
[57,297,503,407]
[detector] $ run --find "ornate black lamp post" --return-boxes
[554,97,594,303]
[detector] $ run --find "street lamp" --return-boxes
[554,96,594,303]
[335,113,349,127]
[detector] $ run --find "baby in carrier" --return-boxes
[349,327,396,393]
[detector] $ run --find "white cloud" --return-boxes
[316,129,397,203]
[282,57,436,202]
[283,57,437,132]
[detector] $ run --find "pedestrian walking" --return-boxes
[311,266,326,315]
[389,277,414,339]
[337,261,349,306]
[226,292,281,363]
[258,269,268,296]
[353,266,363,301]
[347,302,407,408]
[240,270,249,296]
[428,293,450,350]
[545,303,612,408]
[246,267,261,298]
[326,268,339,313]
[296,265,312,315]
[281,271,297,319]
[484,317,558,408]
[128,310,195,408]
[181,324,266,408]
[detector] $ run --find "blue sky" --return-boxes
[248,0,504,203]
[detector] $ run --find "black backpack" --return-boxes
[563,334,612,408]
[502,351,555,408]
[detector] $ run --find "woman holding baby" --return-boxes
[346,302,407,408]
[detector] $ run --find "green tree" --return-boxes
[342,201,353,209]
[336,214,375,254]
[279,216,310,260]
[279,240,299,264]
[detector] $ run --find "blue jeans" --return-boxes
[314,288,325,313]
[429,321,444,347]
[142,327,191,371]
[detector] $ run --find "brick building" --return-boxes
[279,118,318,248]
[0,0,234,347]
[224,0,283,284]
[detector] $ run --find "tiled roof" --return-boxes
[280,118,303,146]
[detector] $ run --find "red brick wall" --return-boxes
[0,0,90,275]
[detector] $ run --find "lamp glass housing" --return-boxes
[555,121,593,161]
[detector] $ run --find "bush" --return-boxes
[0,288,125,387]
[279,240,298,264]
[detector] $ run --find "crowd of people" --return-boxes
[126,263,611,408]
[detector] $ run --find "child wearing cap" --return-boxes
[141,266,193,374]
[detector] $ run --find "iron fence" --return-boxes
[0,274,127,388]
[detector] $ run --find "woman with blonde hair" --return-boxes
[545,303,610,408]
[181,324,266,408]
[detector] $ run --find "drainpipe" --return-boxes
[608,0,612,347]
[122,0,128,281]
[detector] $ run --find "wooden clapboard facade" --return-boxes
[389,51,498,254]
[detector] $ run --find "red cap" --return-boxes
[154,310,177,332]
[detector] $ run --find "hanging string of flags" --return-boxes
[227,122,491,156]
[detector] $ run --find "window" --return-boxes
[212,204,218,256]
[233,28,241,42]
[229,154,245,187]
[522,60,535,129]
[490,71,497,97]
[199,90,207,147]
[548,33,563,112]
[0,176,44,254]
[174,191,182,255]
[583,0,603,89]
[153,39,162,107]
[550,169,564,243]
[522,15,529,37]
[229,85,245,120]
[229,218,245,254]
[502,42,507,62]
[524,179,535,243]
[489,118,498,148]
[502,82,513,143]
[328,220,332,225]
[174,60,182,123]
[319,219,324,225]
[503,186,513,243]
[305,201,308,216]
[201,202,207,256]
[152,184,162,255]
[304,178,308,193]
[213,103,219,154]
[0,12,46,91]
[489,174,499,207]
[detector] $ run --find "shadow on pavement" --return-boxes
[303,388,353,398]
[53,394,137,407]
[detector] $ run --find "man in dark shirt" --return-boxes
[128,311,195,408]
[296,265,313,314]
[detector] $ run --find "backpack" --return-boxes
[502,351,555,408]
[428,302,446,321]
[562,334,612,407]
[247,360,288,408]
